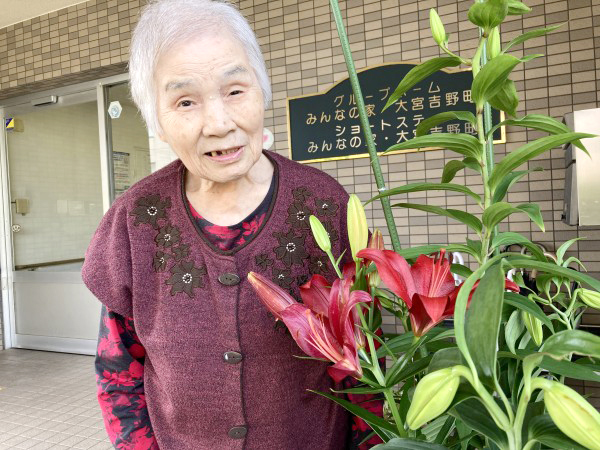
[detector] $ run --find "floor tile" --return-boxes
[0,350,111,448]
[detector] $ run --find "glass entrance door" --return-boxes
[2,89,105,354]
[0,77,171,354]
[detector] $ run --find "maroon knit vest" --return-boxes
[82,151,352,449]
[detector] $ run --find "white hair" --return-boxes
[128,0,271,135]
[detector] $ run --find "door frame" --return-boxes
[0,72,130,351]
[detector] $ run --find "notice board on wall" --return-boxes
[286,62,505,164]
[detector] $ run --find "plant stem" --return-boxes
[356,307,386,386]
[329,0,401,253]
[454,366,511,432]
[383,388,407,437]
[512,387,531,449]
[478,14,499,255]
[326,249,343,279]
[495,379,515,423]
[522,439,537,450]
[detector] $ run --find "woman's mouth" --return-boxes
[205,147,243,161]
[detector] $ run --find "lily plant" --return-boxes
[249,0,600,449]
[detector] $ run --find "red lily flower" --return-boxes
[248,271,372,381]
[356,248,519,336]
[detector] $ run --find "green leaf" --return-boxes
[515,203,545,231]
[491,232,546,261]
[387,355,433,387]
[492,168,543,203]
[503,24,563,53]
[465,263,505,384]
[450,398,508,448]
[467,0,508,30]
[507,0,532,15]
[441,157,481,183]
[333,386,387,395]
[489,133,596,191]
[428,347,465,373]
[488,79,519,117]
[309,390,399,441]
[505,309,525,354]
[451,263,473,279]
[384,134,483,160]
[384,57,463,111]
[505,259,600,292]
[415,111,477,137]
[472,54,521,110]
[504,292,554,332]
[398,245,444,260]
[486,114,588,153]
[482,201,545,232]
[422,416,452,444]
[528,415,589,450]
[371,438,448,450]
[391,203,483,234]
[539,356,600,382]
[434,416,455,445]
[368,182,482,206]
[541,329,600,359]
[555,237,584,265]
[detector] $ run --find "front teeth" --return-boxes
[209,148,239,157]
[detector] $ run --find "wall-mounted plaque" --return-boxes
[287,62,505,164]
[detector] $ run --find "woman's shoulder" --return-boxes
[111,159,183,211]
[268,151,348,196]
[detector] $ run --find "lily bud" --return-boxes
[429,9,447,47]
[487,27,501,59]
[347,194,368,261]
[579,288,600,309]
[366,229,384,289]
[309,215,331,253]
[542,380,600,450]
[522,311,543,346]
[407,367,460,429]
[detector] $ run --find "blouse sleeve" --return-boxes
[96,306,159,449]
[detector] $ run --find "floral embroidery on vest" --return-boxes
[131,194,207,298]
[273,230,309,267]
[267,186,340,294]
[130,195,171,229]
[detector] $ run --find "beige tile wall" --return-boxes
[0,0,599,403]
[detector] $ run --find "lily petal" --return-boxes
[248,271,296,320]
[280,304,342,361]
[299,274,331,317]
[357,249,416,307]
[410,293,449,337]
[412,251,455,298]
[327,343,363,382]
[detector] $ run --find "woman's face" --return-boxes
[154,32,265,184]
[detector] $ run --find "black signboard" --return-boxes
[287,63,505,163]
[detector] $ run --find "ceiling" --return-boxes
[0,0,87,29]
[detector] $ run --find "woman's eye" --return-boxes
[230,90,243,96]
[178,100,192,107]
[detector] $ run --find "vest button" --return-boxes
[218,273,241,286]
[228,426,247,439]
[223,351,243,364]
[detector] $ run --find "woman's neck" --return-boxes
[185,154,274,226]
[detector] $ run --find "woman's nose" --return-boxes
[202,97,236,137]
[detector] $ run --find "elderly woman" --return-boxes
[83,0,382,449]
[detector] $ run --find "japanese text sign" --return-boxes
[286,63,505,163]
